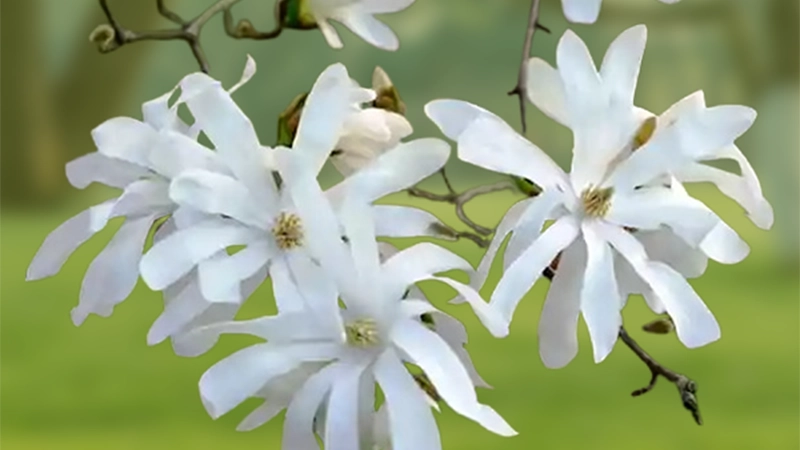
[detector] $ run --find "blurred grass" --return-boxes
[2,183,798,450]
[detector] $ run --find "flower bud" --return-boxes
[276,92,308,147]
[278,0,318,30]
[642,316,674,334]
[371,67,406,115]
[89,24,118,53]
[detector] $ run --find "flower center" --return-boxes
[632,116,657,151]
[271,212,303,250]
[580,186,613,218]
[345,318,380,347]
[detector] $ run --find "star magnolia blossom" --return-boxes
[25,57,257,327]
[562,0,680,24]
[330,67,413,177]
[192,171,511,449]
[426,25,770,368]
[308,0,415,51]
[140,62,453,352]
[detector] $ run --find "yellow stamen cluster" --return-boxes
[581,186,614,218]
[271,212,303,250]
[632,116,657,151]
[345,318,380,347]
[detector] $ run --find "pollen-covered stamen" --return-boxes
[271,212,303,250]
[632,116,657,151]
[345,318,380,347]
[581,186,614,218]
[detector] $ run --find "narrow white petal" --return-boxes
[472,198,536,290]
[324,363,369,450]
[373,349,442,450]
[429,276,508,338]
[170,169,270,229]
[391,320,515,436]
[200,343,302,419]
[699,220,749,264]
[147,274,206,345]
[561,0,602,23]
[283,253,345,336]
[339,195,382,303]
[66,153,149,190]
[458,116,568,189]
[491,216,579,325]
[339,13,399,50]
[526,58,569,126]
[147,130,228,179]
[110,179,172,218]
[228,54,257,94]
[317,19,344,48]
[381,242,473,303]
[283,363,346,450]
[503,189,564,270]
[91,117,158,168]
[580,222,621,364]
[27,201,115,280]
[73,214,156,325]
[432,312,492,388]
[339,138,451,203]
[371,205,451,240]
[538,239,585,369]
[140,220,257,290]
[599,223,721,348]
[637,229,708,279]
[600,25,647,106]
[197,242,271,303]
[292,63,353,176]
[424,99,487,141]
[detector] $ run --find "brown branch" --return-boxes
[224,1,284,40]
[619,326,703,425]
[408,180,516,242]
[91,0,280,74]
[507,0,550,135]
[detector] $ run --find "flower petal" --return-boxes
[373,348,442,450]
[110,179,173,218]
[339,13,399,51]
[228,54,257,94]
[27,201,115,280]
[391,319,515,437]
[538,239,585,369]
[561,0,602,23]
[580,222,621,364]
[381,242,473,303]
[600,25,647,107]
[491,216,580,325]
[324,362,370,450]
[599,223,721,348]
[73,214,157,325]
[503,189,565,271]
[91,117,158,168]
[140,219,257,290]
[147,130,228,179]
[431,312,492,389]
[66,153,150,190]
[283,252,345,336]
[197,241,271,303]
[371,205,452,240]
[457,115,568,189]
[429,277,507,338]
[317,19,344,48]
[292,63,354,176]
[526,58,569,126]
[200,343,303,419]
[147,274,206,345]
[283,362,347,450]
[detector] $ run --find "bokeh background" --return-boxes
[2,0,798,448]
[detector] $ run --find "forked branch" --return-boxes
[507,0,550,135]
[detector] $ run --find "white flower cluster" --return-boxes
[28,23,771,450]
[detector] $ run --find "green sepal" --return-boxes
[279,0,318,30]
[276,92,308,147]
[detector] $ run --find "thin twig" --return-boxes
[408,180,516,238]
[92,0,280,73]
[619,326,703,425]
[224,1,284,39]
[507,0,550,135]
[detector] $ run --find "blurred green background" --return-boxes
[2,0,798,449]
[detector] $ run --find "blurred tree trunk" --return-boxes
[1,0,163,206]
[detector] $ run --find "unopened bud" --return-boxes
[371,67,406,115]
[278,0,318,30]
[276,92,308,147]
[89,24,117,52]
[642,316,674,334]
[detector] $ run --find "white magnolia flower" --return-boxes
[562,0,680,24]
[426,25,768,368]
[192,173,511,450]
[307,0,414,50]
[330,67,412,177]
[25,58,256,326]
[140,63,452,352]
